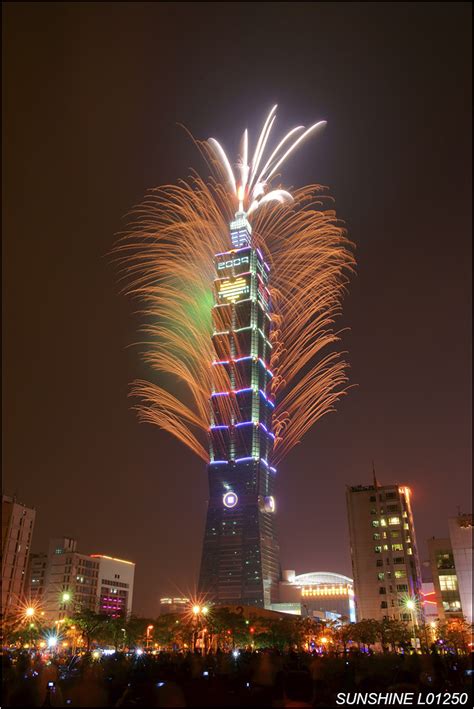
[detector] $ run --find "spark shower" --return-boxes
[116,106,355,467]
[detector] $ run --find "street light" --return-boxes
[25,607,35,618]
[404,597,418,649]
[62,592,71,603]
[146,625,154,651]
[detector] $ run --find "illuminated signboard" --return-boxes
[217,255,249,271]
[217,275,250,303]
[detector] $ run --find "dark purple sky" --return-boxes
[3,2,471,616]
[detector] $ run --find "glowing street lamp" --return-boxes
[25,606,36,618]
[146,624,154,650]
[61,591,71,603]
[192,605,201,615]
[404,597,419,648]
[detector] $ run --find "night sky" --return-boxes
[3,2,471,616]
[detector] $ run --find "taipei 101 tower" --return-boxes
[198,210,280,608]
[118,106,349,611]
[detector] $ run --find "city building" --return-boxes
[346,475,423,627]
[271,570,356,622]
[27,552,48,604]
[91,554,135,618]
[198,214,280,608]
[420,581,439,623]
[448,513,472,623]
[159,597,189,615]
[26,537,135,621]
[1,495,36,617]
[427,537,462,621]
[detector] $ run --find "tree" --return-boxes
[351,619,378,650]
[436,617,473,654]
[333,622,355,655]
[72,609,108,651]
[375,618,410,652]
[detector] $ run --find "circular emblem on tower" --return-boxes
[223,491,238,508]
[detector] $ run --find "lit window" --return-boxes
[394,570,406,579]
[377,573,385,580]
[372,521,380,527]
[389,517,400,525]
[374,546,382,553]
[439,575,458,591]
[392,544,404,552]
[373,533,381,540]
[407,547,413,555]
[380,519,387,527]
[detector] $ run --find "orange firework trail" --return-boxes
[115,107,355,466]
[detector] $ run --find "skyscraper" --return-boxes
[346,477,423,627]
[1,494,36,617]
[198,214,280,608]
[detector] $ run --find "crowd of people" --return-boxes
[2,647,472,707]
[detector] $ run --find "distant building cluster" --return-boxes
[2,485,472,629]
[1,495,135,622]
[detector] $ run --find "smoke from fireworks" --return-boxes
[115,107,355,465]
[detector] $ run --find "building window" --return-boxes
[393,557,405,565]
[381,601,388,608]
[369,496,376,502]
[397,584,408,592]
[436,553,455,570]
[439,575,458,591]
[406,547,413,555]
[376,559,383,567]
[374,546,382,553]
[372,520,380,527]
[378,573,385,580]
[394,570,406,579]
[388,517,400,525]
[442,601,461,611]
[379,587,386,594]
[380,519,387,527]
[373,533,381,540]
[392,544,404,552]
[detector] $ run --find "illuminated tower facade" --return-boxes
[198,214,280,608]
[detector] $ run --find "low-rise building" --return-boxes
[448,513,472,623]
[271,570,356,622]
[26,537,135,621]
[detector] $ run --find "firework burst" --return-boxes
[115,107,355,465]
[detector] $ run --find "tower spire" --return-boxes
[372,460,379,489]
